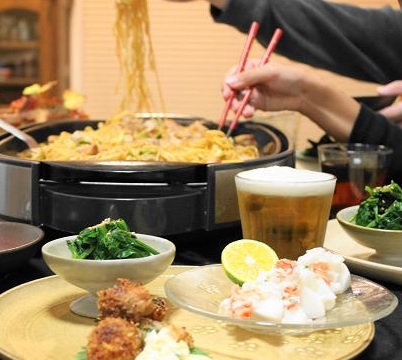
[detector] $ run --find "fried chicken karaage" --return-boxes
[87,317,143,360]
[85,278,203,360]
[97,278,168,322]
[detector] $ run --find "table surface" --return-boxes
[0,226,401,360]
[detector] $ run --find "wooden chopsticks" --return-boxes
[221,27,283,137]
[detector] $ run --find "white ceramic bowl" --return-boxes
[336,205,402,258]
[42,233,176,295]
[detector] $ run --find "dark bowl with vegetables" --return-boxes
[336,182,402,259]
[41,219,176,294]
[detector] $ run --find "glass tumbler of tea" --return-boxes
[318,143,393,216]
[235,166,336,260]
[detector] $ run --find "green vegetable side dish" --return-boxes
[66,218,159,260]
[352,181,402,230]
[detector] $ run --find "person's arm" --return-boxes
[163,0,402,82]
[211,0,402,84]
[299,76,359,142]
[224,61,359,141]
[224,61,402,183]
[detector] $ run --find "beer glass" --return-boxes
[318,143,393,217]
[235,166,336,259]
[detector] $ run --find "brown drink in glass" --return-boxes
[318,144,393,216]
[235,166,336,260]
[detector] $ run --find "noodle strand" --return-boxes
[114,0,166,113]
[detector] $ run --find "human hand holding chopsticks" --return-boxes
[222,61,360,142]
[222,62,307,118]
[221,27,283,136]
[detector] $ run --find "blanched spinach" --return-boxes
[353,181,402,229]
[67,218,159,260]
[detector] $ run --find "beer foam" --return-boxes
[236,166,336,196]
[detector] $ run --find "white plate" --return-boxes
[164,265,397,335]
[324,219,402,285]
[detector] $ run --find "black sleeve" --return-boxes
[350,105,402,184]
[211,0,402,83]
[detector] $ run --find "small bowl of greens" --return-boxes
[336,182,402,259]
[42,218,176,296]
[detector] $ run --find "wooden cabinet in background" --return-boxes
[0,0,71,105]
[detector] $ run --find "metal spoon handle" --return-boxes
[0,118,39,149]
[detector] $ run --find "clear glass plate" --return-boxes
[164,264,398,335]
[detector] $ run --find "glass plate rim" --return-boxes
[164,264,398,332]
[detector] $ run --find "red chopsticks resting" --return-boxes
[224,28,283,138]
[218,21,260,130]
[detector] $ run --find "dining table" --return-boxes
[0,221,401,360]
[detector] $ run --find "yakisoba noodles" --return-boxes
[114,0,165,113]
[17,2,261,163]
[17,113,260,163]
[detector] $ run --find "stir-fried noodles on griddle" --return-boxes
[16,2,267,163]
[17,113,260,163]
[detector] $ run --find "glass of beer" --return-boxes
[318,143,393,217]
[235,166,336,259]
